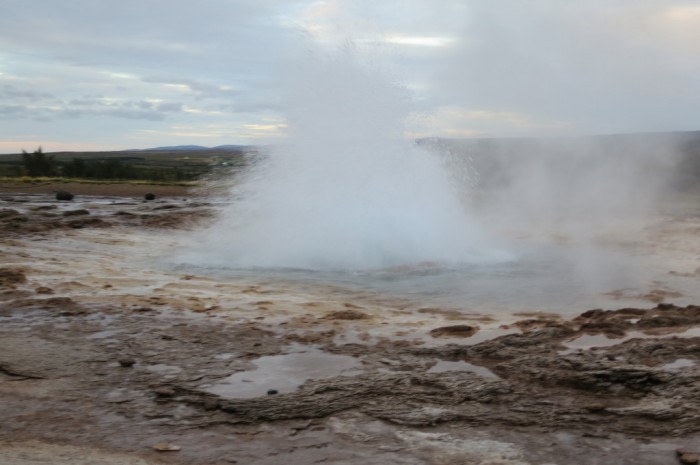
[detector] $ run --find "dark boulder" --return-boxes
[144,193,156,201]
[56,191,74,201]
[429,324,479,338]
[62,209,90,217]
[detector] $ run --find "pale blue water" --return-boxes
[173,242,680,316]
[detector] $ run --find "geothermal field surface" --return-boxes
[1,181,700,465]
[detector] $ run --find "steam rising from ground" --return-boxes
[187,45,683,273]
[430,135,679,244]
[191,48,504,270]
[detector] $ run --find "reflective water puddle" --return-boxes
[562,326,700,352]
[660,358,695,371]
[202,349,361,399]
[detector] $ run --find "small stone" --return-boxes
[202,398,220,411]
[0,208,20,218]
[680,453,699,465]
[131,306,154,313]
[145,193,156,201]
[35,286,54,295]
[153,386,176,397]
[118,359,135,367]
[429,325,479,338]
[152,442,181,452]
[325,309,369,320]
[0,268,27,287]
[585,403,606,412]
[267,389,279,395]
[62,209,90,216]
[56,191,74,201]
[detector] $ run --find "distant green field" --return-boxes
[0,148,251,182]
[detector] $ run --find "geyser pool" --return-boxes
[185,46,507,270]
[172,45,693,316]
[176,240,674,316]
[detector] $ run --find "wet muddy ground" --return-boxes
[1,191,699,464]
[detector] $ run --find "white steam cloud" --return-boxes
[186,45,508,270]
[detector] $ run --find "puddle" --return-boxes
[660,358,695,371]
[678,327,700,338]
[427,360,500,379]
[333,325,520,348]
[202,348,361,399]
[562,327,700,352]
[562,333,632,350]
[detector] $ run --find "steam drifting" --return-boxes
[190,47,505,270]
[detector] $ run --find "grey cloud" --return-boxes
[135,100,155,110]
[216,102,281,114]
[0,0,292,80]
[155,102,184,112]
[432,1,700,134]
[142,76,238,100]
[1,84,54,102]
[59,107,166,121]
[1,0,698,149]
[0,98,184,122]
[0,104,31,119]
[98,108,168,121]
[67,98,103,107]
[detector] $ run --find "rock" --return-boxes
[606,400,681,420]
[152,442,181,452]
[429,325,479,338]
[325,309,369,320]
[35,286,54,295]
[584,403,606,412]
[0,208,20,219]
[67,217,104,229]
[11,296,86,315]
[267,389,279,395]
[144,193,156,201]
[202,398,220,411]
[62,209,90,216]
[153,386,176,397]
[118,359,136,368]
[56,191,74,201]
[680,453,699,465]
[0,268,27,288]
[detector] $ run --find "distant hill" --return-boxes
[130,144,253,152]
[139,145,209,151]
[212,144,251,151]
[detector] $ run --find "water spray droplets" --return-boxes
[192,47,503,270]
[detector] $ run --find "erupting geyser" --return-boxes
[191,47,504,270]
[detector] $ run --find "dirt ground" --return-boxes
[0,181,193,198]
[1,186,699,464]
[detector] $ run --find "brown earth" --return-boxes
[0,181,194,198]
[1,192,699,464]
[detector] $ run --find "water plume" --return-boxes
[191,46,504,270]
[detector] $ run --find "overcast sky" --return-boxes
[1,0,699,153]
